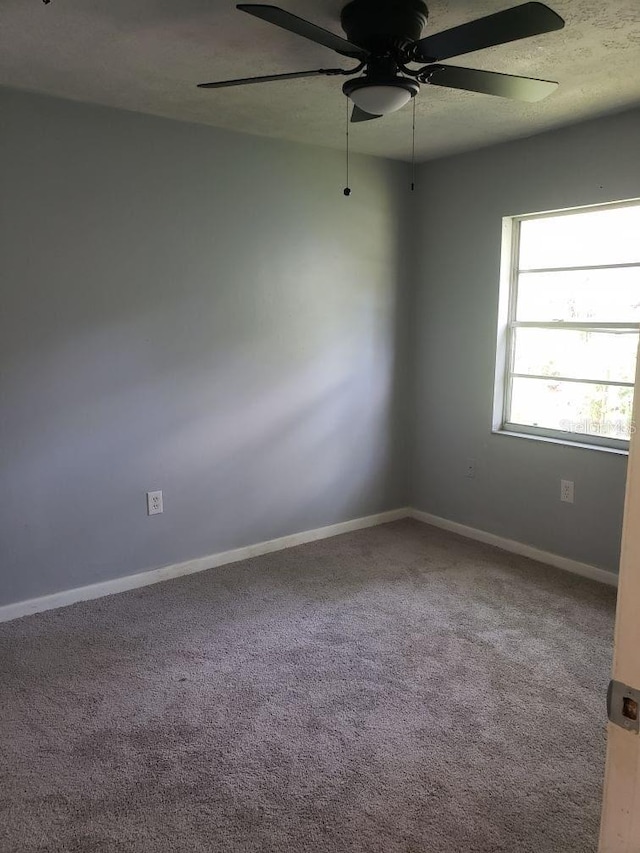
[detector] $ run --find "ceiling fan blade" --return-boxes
[351,105,382,123]
[198,68,342,89]
[426,64,558,101]
[411,2,564,62]
[237,5,368,59]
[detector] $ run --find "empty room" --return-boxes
[2,1,640,851]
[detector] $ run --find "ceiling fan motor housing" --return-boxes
[340,0,429,55]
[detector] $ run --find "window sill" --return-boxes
[492,428,629,456]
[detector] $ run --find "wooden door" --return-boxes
[599,356,640,852]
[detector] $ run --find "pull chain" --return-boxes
[344,98,351,197]
[411,97,416,192]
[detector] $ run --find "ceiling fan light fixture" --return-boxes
[343,77,420,116]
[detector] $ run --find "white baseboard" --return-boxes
[0,508,410,624]
[1,505,617,624]
[408,508,619,588]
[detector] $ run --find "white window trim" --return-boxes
[492,199,640,455]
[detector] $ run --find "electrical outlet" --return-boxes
[147,490,163,516]
[560,480,574,504]
[466,459,476,479]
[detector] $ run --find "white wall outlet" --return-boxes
[560,480,574,504]
[147,490,163,516]
[466,459,476,479]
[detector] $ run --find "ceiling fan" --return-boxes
[198,1,565,122]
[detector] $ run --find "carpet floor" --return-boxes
[0,519,616,852]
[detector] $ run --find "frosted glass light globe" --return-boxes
[349,85,413,116]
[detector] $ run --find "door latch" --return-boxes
[607,680,640,733]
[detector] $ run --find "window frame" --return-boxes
[493,199,640,453]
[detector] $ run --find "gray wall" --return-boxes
[410,108,640,572]
[0,87,411,606]
[3,86,638,609]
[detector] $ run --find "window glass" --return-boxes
[509,378,633,441]
[519,206,640,270]
[516,268,640,323]
[512,328,638,384]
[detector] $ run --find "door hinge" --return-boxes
[608,680,640,733]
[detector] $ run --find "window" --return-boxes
[495,200,640,451]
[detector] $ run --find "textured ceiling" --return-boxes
[1,0,640,161]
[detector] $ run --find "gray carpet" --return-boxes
[0,519,616,853]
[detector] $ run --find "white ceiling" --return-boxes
[1,0,640,161]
